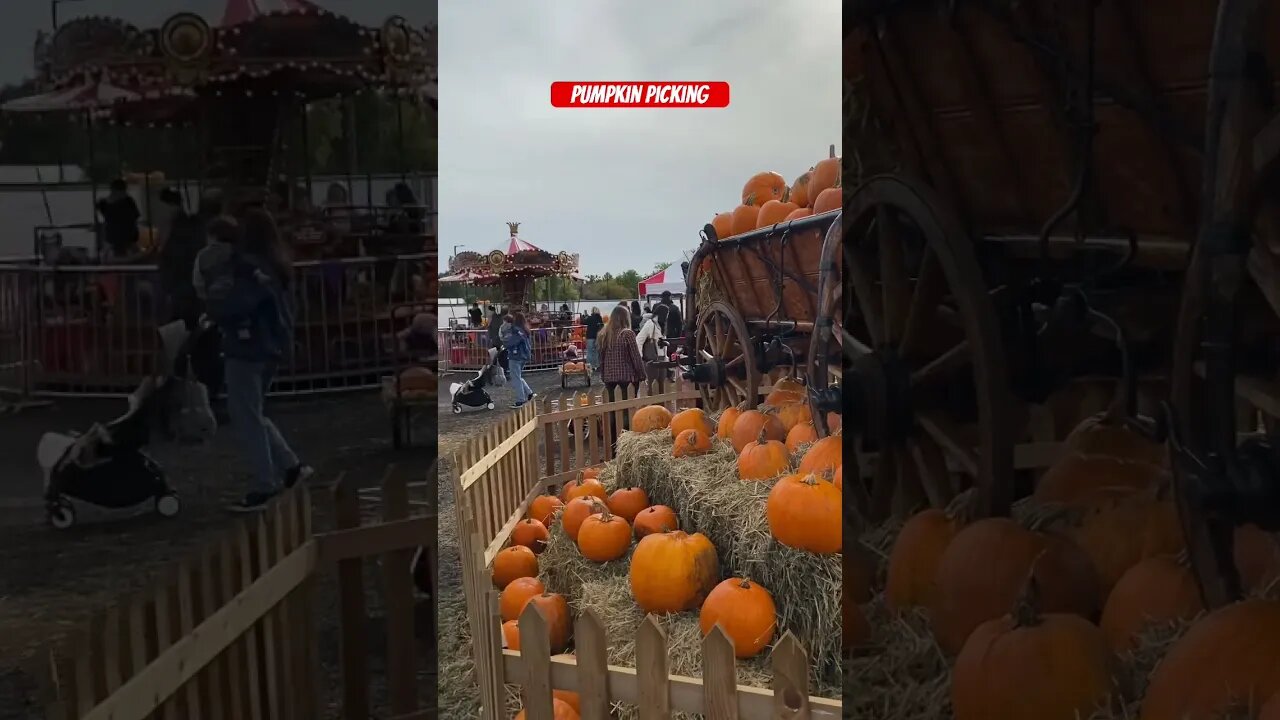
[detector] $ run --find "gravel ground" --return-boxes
[0,389,434,719]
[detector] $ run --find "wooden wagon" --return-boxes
[839,0,1280,608]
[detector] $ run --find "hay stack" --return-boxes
[612,429,842,682]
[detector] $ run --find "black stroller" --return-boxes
[448,348,505,414]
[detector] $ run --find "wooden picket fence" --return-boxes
[37,467,435,720]
[450,380,842,720]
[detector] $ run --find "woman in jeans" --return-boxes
[501,312,536,408]
[597,305,647,443]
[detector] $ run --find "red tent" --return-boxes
[637,263,686,298]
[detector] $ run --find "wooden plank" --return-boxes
[382,468,418,715]
[221,534,256,720]
[333,474,369,720]
[635,616,670,720]
[316,516,435,563]
[254,515,283,720]
[519,603,555,720]
[100,602,123,696]
[574,611,611,720]
[537,389,686,423]
[701,627,738,720]
[80,541,316,720]
[459,417,541,488]
[481,484,546,567]
[175,561,203,720]
[199,545,230,718]
[770,633,811,718]
[270,500,297,720]
[152,574,178,719]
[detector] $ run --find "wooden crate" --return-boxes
[450,381,842,720]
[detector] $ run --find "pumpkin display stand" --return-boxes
[558,360,591,389]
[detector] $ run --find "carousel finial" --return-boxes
[506,221,520,236]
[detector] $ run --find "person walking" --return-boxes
[597,304,646,445]
[659,290,684,341]
[96,178,141,260]
[630,300,643,331]
[636,304,669,394]
[501,312,536,408]
[205,209,313,512]
[583,306,604,372]
[468,302,484,328]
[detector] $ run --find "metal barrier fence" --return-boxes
[437,324,588,373]
[0,253,434,398]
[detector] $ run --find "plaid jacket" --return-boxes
[599,329,646,384]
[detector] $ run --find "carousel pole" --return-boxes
[301,101,312,202]
[342,95,355,208]
[395,95,406,184]
[86,111,100,260]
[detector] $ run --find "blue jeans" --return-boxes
[509,358,533,404]
[586,339,598,369]
[225,359,299,495]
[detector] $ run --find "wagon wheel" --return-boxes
[693,301,760,412]
[1169,0,1280,610]
[809,215,843,438]
[838,175,1015,522]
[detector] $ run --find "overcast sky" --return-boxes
[438,0,841,277]
[0,0,436,85]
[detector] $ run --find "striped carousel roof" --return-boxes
[222,0,322,26]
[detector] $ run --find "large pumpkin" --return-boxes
[798,435,842,476]
[562,497,605,542]
[1034,453,1168,506]
[729,203,761,236]
[525,593,572,654]
[785,207,813,222]
[514,698,579,720]
[629,531,720,614]
[500,576,546,622]
[511,518,550,554]
[717,404,746,440]
[528,495,564,527]
[698,578,777,659]
[1099,554,1203,653]
[790,170,811,208]
[502,619,521,650]
[1061,485,1185,596]
[493,545,539,589]
[670,408,714,440]
[786,421,819,454]
[633,505,679,538]
[756,199,798,228]
[765,473,841,554]
[737,429,790,481]
[741,171,787,207]
[606,487,649,522]
[765,376,807,406]
[808,155,840,202]
[563,478,608,504]
[730,410,785,453]
[951,578,1119,720]
[774,402,812,433]
[885,507,962,612]
[1065,413,1168,467]
[1140,599,1280,720]
[711,212,734,241]
[632,405,674,433]
[929,517,1101,655]
[577,509,632,562]
[811,185,842,215]
[673,428,712,457]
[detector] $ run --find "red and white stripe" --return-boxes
[505,236,544,255]
[222,0,322,26]
[1,80,139,113]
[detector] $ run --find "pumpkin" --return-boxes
[808,155,840,202]
[578,509,632,562]
[1061,485,1185,596]
[1235,524,1280,594]
[562,497,606,542]
[951,576,1119,720]
[633,505,679,538]
[493,545,539,589]
[827,412,842,433]
[1034,454,1169,506]
[1099,553,1203,653]
[553,691,581,714]
[729,203,761,236]
[670,408,715,440]
[710,212,734,241]
[501,619,521,650]
[397,366,436,392]
[500,576,546,622]
[563,477,608,504]
[798,435,842,476]
[786,421,819,453]
[528,495,564,527]
[673,428,712,457]
[844,596,870,651]
[1140,599,1280,720]
[790,170,811,208]
[741,171,787,207]
[785,207,813,222]
[929,517,1101,655]
[717,404,746,440]
[630,531,720,614]
[885,507,962,612]
[514,698,579,720]
[581,467,602,480]
[524,592,572,653]
[699,578,778,658]
[511,518,551,554]
[766,376,807,406]
[774,402,812,433]
[564,361,584,372]
[1065,413,1168,467]
[606,487,649,522]
[765,473,841,553]
[730,410,785,453]
[632,405,674,433]
[811,185,842,215]
[756,199,798,228]
[737,429,791,481]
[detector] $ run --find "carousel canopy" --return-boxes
[638,263,686,298]
[223,0,321,26]
[0,78,138,112]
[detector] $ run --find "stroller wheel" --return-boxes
[452,403,463,414]
[47,499,75,530]
[486,402,495,410]
[155,493,181,518]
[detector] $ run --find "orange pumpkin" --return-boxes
[632,405,674,433]
[790,170,811,208]
[929,517,1101,656]
[562,497,605,542]
[885,508,961,613]
[493,545,539,589]
[698,578,777,658]
[577,509,632,562]
[798,435,842,476]
[833,465,842,490]
[502,619,521,650]
[711,212,734,241]
[511,518,550,554]
[774,402,812,433]
[633,505,679,538]
[785,207,813,222]
[553,691,581,714]
[741,171,787,207]
[500,576,546,622]
[630,531,720,614]
[563,477,608,504]
[607,487,649,522]
[1065,413,1168,467]
[786,421,819,453]
[514,698,579,720]
[524,592,572,654]
[811,185,841,215]
[737,429,791,481]
[756,199,798,228]
[730,410,785,453]
[765,376,807,406]
[1034,453,1168,506]
[1099,554,1203,653]
[765,473,841,553]
[673,428,712,457]
[1236,524,1280,594]
[581,467,602,480]
[1064,486,1185,596]
[670,408,714,440]
[844,595,870,651]
[729,203,760,237]
[528,495,564,526]
[717,404,745,440]
[827,412,842,433]
[808,155,840,202]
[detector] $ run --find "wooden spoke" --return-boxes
[899,248,943,358]
[910,341,972,389]
[842,328,873,359]
[846,241,885,347]
[907,434,955,508]
[892,445,927,516]
[877,206,912,347]
[917,411,980,479]
[694,302,760,412]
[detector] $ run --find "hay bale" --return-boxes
[612,429,842,682]
[846,600,951,720]
[538,519,634,609]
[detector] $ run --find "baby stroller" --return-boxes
[448,349,505,414]
[37,320,216,529]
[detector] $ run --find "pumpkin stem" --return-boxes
[738,578,753,590]
[829,143,836,159]
[1012,559,1046,628]
[801,473,820,487]
[757,426,769,445]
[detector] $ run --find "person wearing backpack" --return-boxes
[500,312,536,408]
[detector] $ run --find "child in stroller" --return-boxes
[448,348,505,414]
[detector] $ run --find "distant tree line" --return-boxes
[439,263,677,303]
